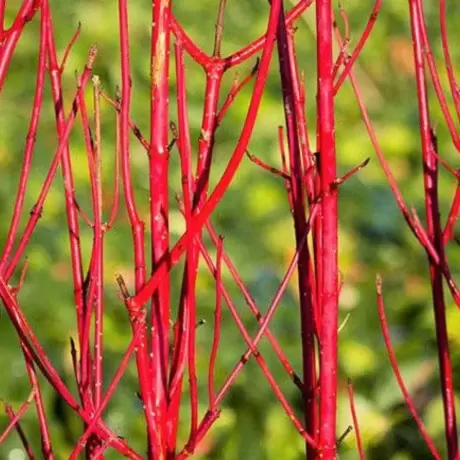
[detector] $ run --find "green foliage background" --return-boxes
[1,1,460,458]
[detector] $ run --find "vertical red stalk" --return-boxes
[409,2,458,457]
[286,30,316,214]
[45,4,86,344]
[165,40,193,458]
[443,183,460,245]
[3,47,97,283]
[21,344,54,458]
[117,0,159,456]
[208,236,223,409]
[347,379,364,460]
[77,84,98,421]
[0,0,39,94]
[0,0,5,35]
[172,12,225,447]
[149,2,172,447]
[105,100,122,230]
[439,0,460,121]
[316,0,338,458]
[275,4,317,457]
[412,0,460,152]
[185,62,223,446]
[92,76,104,412]
[0,3,47,272]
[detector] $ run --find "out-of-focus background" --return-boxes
[1,1,460,458]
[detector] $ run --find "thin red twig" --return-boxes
[208,236,223,409]
[409,2,458,455]
[347,379,365,460]
[59,21,81,73]
[376,275,441,460]
[333,0,383,95]
[4,404,36,459]
[0,389,35,445]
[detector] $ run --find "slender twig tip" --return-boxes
[26,388,36,404]
[115,273,130,299]
[88,45,98,68]
[336,425,353,447]
[170,121,179,139]
[376,273,383,293]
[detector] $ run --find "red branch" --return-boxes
[376,275,441,459]
[347,379,364,460]
[316,1,338,458]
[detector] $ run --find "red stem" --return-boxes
[215,206,317,406]
[0,3,47,272]
[22,344,54,458]
[100,90,151,151]
[216,60,259,126]
[77,82,98,414]
[409,2,458,456]
[165,40,194,457]
[92,77,105,412]
[376,275,441,459]
[443,184,460,245]
[439,0,460,122]
[347,379,364,460]
[46,4,87,347]
[413,0,460,152]
[4,46,97,283]
[316,1,338,458]
[333,0,383,95]
[333,28,460,312]
[0,0,40,95]
[202,218,303,389]
[223,0,314,68]
[149,3,172,449]
[276,5,318,457]
[59,21,81,73]
[4,404,36,459]
[285,29,315,204]
[208,236,224,410]
[184,61,224,446]
[105,103,121,230]
[0,390,34,445]
[69,319,145,459]
[246,150,290,180]
[117,0,159,455]
[179,212,318,457]
[0,0,5,34]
